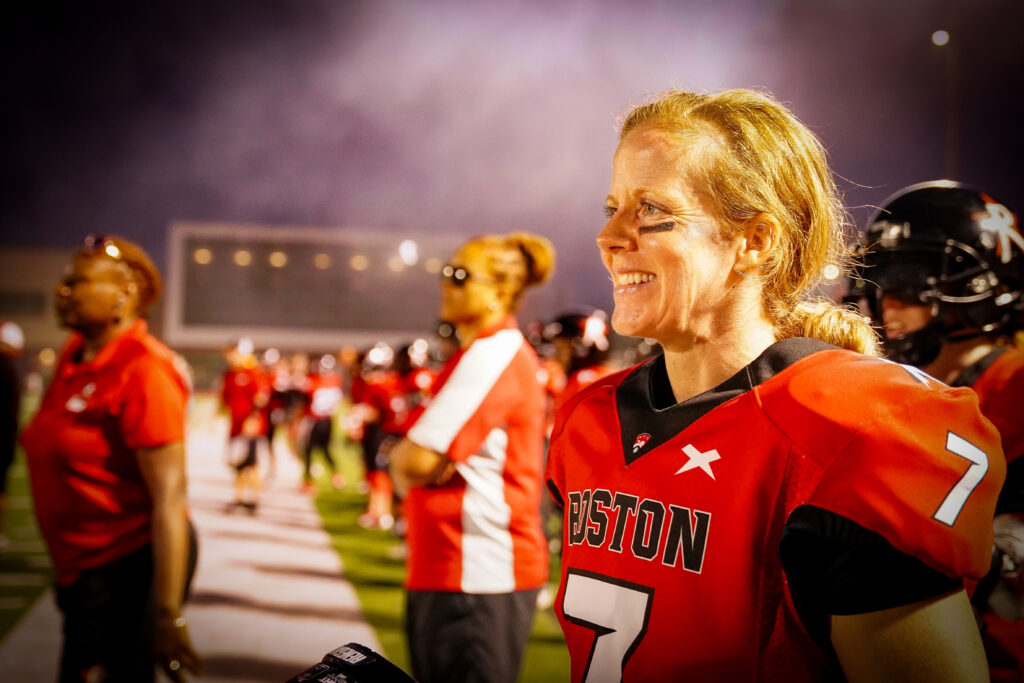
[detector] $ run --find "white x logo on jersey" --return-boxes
[676,443,721,480]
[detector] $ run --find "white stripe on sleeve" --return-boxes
[406,328,523,456]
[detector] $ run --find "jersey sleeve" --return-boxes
[546,415,569,509]
[120,353,188,450]
[974,350,1024,464]
[764,352,1005,581]
[406,329,527,463]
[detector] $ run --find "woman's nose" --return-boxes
[596,215,633,253]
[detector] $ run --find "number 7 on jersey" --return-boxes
[562,569,654,683]
[933,431,989,527]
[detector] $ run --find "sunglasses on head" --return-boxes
[81,233,123,261]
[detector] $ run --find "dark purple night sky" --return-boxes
[1,0,1022,313]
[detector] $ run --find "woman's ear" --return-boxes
[735,212,779,273]
[121,277,140,310]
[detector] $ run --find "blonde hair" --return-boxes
[468,231,555,310]
[621,89,878,355]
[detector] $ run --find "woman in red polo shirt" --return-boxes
[21,234,202,683]
[390,232,555,683]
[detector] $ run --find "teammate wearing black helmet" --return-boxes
[849,180,1024,367]
[545,311,618,416]
[850,180,1024,677]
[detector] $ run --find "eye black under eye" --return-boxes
[638,222,674,235]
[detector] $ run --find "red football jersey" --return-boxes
[967,346,1024,464]
[221,366,267,436]
[307,371,344,419]
[351,370,406,433]
[546,338,1004,682]
[554,363,619,416]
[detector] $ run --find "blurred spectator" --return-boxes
[20,234,202,682]
[391,231,555,683]
[0,320,24,551]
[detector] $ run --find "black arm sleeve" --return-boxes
[997,456,1024,515]
[778,504,963,652]
[546,479,564,508]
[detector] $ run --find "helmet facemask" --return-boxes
[849,182,1024,367]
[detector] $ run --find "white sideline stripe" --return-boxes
[1,541,46,553]
[0,574,47,587]
[407,328,523,454]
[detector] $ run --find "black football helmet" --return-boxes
[544,310,611,373]
[849,180,1024,366]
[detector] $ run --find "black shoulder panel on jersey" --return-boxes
[950,346,1009,388]
[617,337,836,465]
[780,504,963,653]
[546,478,564,508]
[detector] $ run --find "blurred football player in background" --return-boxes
[349,343,399,527]
[301,353,345,494]
[545,310,618,416]
[220,338,269,513]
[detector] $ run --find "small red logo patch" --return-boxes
[632,433,651,453]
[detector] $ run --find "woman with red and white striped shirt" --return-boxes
[391,231,555,683]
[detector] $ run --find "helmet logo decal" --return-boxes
[976,201,1024,264]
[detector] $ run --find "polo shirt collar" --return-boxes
[62,319,149,375]
[474,315,518,341]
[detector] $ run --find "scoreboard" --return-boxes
[163,221,463,351]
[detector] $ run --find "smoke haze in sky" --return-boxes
[1,0,1021,311]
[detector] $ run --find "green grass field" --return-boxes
[310,438,571,682]
[0,397,571,681]
[0,393,52,644]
